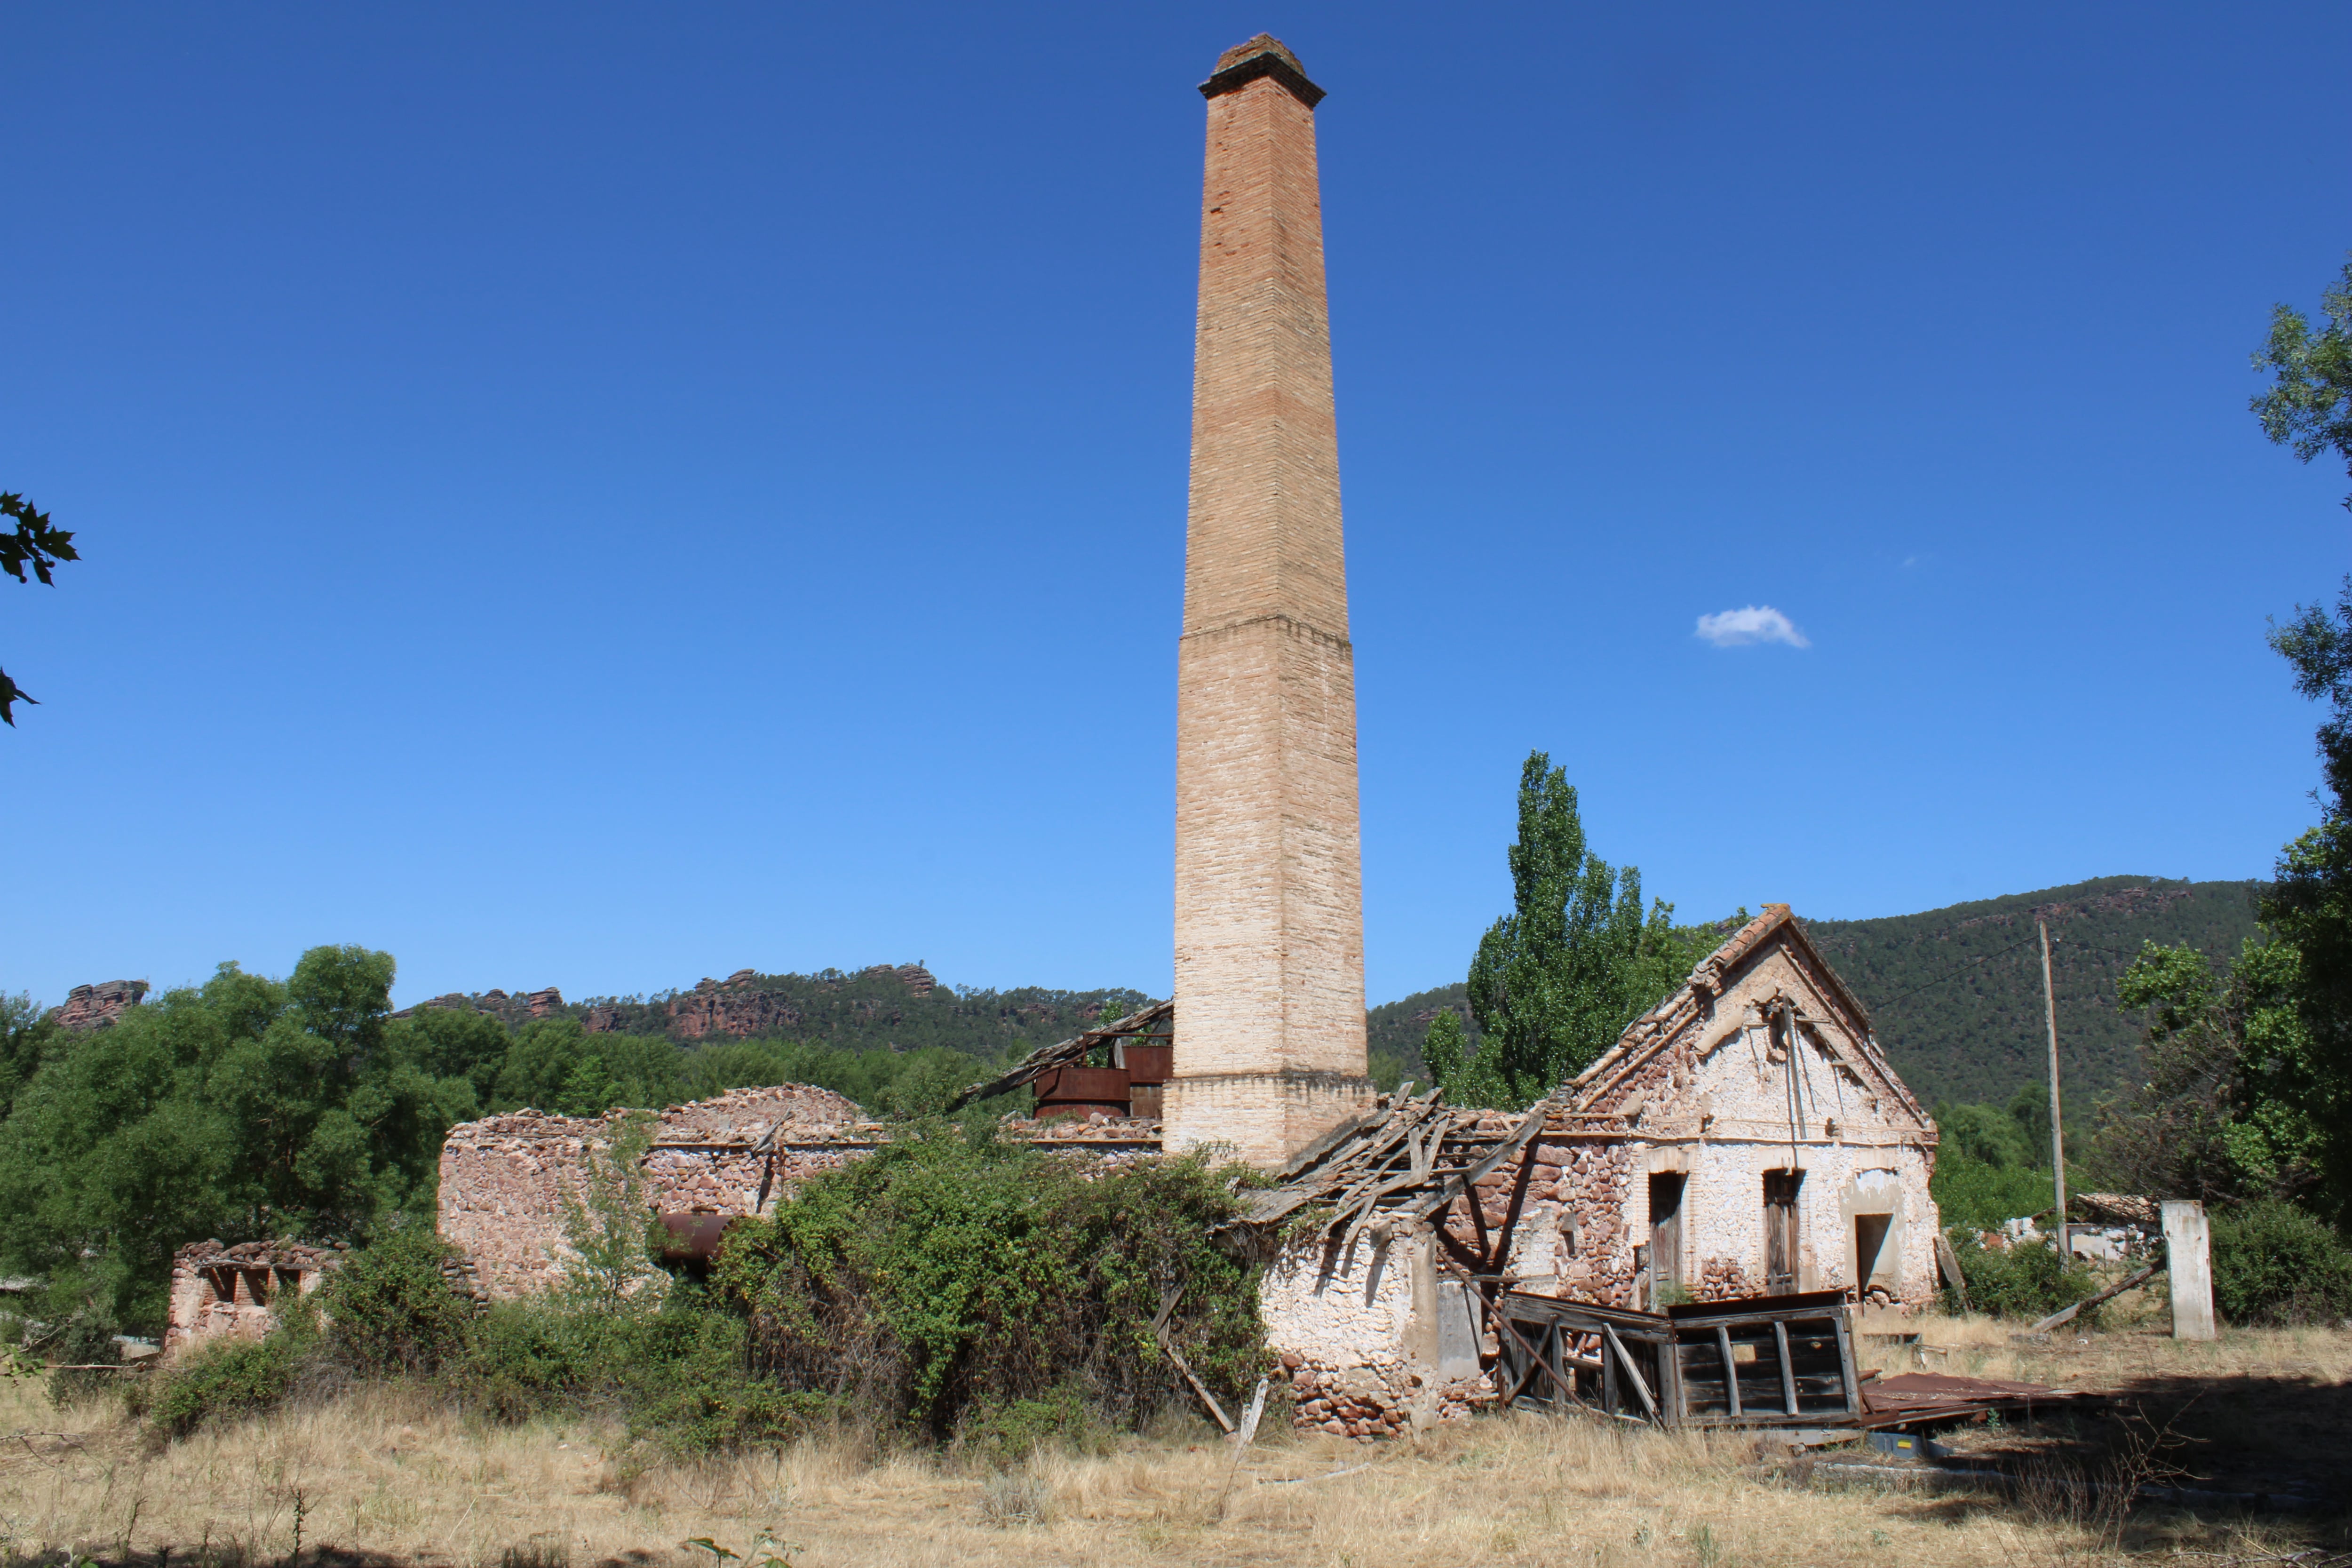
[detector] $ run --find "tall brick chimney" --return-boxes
[1167,35,1373,1165]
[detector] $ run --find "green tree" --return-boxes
[1937,1100,2037,1170]
[2090,938,2323,1209]
[0,947,481,1327]
[2246,257,2352,1226]
[493,1017,680,1116]
[0,992,58,1122]
[1430,751,1689,1106]
[2254,569,2352,1226]
[2253,255,2352,510]
[0,492,77,725]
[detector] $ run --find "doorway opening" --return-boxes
[1853,1212,1892,1297]
[1648,1173,1686,1307]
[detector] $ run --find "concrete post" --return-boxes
[1168,34,1372,1165]
[2161,1199,2215,1341]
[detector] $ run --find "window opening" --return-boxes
[1763,1168,1804,1295]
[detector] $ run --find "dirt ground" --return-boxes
[3,1309,2347,1568]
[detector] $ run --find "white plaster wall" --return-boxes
[1258,1234,1414,1364]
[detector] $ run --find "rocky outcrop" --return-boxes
[394,987,564,1025]
[671,982,806,1040]
[474,987,566,1021]
[50,980,149,1031]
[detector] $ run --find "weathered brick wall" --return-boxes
[1255,914,1944,1439]
[1550,915,1942,1309]
[1169,36,1371,1167]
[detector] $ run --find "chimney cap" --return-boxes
[1200,34,1325,108]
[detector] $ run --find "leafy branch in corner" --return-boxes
[1,491,79,725]
[2253,254,2352,510]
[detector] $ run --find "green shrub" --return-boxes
[150,1332,304,1437]
[1930,1146,2066,1234]
[443,1284,831,1454]
[43,1310,122,1408]
[2211,1200,2352,1326]
[954,1380,1111,1467]
[716,1123,1266,1440]
[1940,1233,2102,1321]
[323,1226,473,1376]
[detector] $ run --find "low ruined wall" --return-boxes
[436,1086,1163,1299]
[163,1241,342,1356]
[436,1086,874,1300]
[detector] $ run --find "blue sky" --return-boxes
[5,2,2348,1011]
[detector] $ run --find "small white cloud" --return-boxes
[1695,605,1810,649]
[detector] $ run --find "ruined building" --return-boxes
[1247,906,1942,1435]
[425,39,1943,1435]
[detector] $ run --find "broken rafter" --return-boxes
[1240,1094,1553,1258]
[943,999,1175,1112]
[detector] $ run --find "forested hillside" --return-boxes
[412,964,1152,1062]
[1802,877,2262,1108]
[1370,878,2263,1111]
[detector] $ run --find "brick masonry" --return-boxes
[1170,35,1372,1167]
[437,1084,872,1299]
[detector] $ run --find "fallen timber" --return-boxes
[1496,1289,2103,1433]
[1231,1085,1545,1267]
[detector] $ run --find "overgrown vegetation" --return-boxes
[2210,1199,2352,1326]
[0,951,1049,1332]
[716,1124,1266,1445]
[1939,1234,2101,1322]
[133,1123,1268,1459]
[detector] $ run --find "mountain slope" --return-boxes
[403,877,2261,1108]
[1801,877,2262,1108]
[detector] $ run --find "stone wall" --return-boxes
[436,1085,1164,1299]
[163,1240,342,1355]
[1551,920,1942,1309]
[437,1083,871,1298]
[1254,912,1943,1439]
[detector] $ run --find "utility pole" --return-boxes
[2039,920,2068,1255]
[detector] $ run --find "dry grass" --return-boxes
[4,1315,2348,1568]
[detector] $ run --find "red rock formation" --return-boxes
[50,980,149,1031]
[669,987,805,1040]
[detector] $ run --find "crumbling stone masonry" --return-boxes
[437,1084,869,1299]
[435,1083,1166,1298]
[163,1240,343,1355]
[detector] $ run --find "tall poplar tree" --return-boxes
[1425,751,1689,1108]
